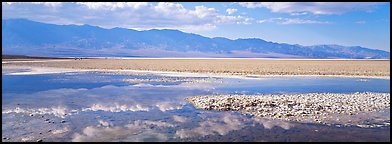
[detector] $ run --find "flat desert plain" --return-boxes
[2,58,390,78]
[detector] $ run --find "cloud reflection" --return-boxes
[98,120,113,127]
[132,82,215,90]
[2,106,76,118]
[72,120,172,142]
[251,117,293,130]
[138,120,175,128]
[81,103,150,112]
[172,115,189,123]
[52,126,70,134]
[155,101,185,112]
[175,112,246,139]
[175,112,294,139]
[70,111,295,141]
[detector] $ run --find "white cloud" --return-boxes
[3,2,63,7]
[176,24,217,32]
[226,8,237,14]
[218,15,253,25]
[153,2,188,15]
[192,5,218,18]
[2,2,252,33]
[290,12,308,16]
[237,2,384,15]
[76,2,148,10]
[239,17,253,25]
[32,2,63,7]
[257,17,332,24]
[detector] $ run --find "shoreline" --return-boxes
[2,65,390,80]
[3,57,390,60]
[2,59,73,64]
[45,57,391,60]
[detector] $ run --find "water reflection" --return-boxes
[2,70,390,142]
[155,101,185,112]
[2,83,211,118]
[172,115,189,123]
[251,117,293,130]
[175,112,247,139]
[3,106,75,118]
[72,111,291,141]
[72,121,169,142]
[81,103,150,112]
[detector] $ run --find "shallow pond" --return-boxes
[2,69,390,142]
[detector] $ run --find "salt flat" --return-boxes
[2,58,390,79]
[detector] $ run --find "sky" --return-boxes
[2,2,390,52]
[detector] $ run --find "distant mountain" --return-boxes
[2,54,65,59]
[2,19,390,59]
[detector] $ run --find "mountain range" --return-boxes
[2,19,390,59]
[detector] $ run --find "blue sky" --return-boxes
[2,2,390,51]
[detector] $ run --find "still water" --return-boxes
[2,70,390,142]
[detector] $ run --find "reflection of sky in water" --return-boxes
[2,71,390,142]
[216,77,390,95]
